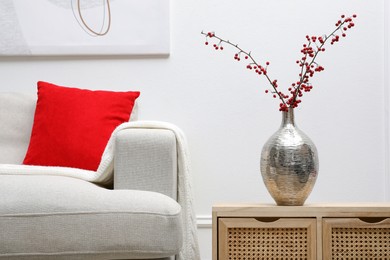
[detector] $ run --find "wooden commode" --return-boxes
[212,203,390,260]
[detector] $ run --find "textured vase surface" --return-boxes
[260,108,318,206]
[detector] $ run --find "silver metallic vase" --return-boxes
[260,108,318,206]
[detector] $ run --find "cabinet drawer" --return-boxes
[218,217,316,260]
[323,218,390,259]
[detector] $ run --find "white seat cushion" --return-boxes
[0,175,183,259]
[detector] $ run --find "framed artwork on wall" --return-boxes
[0,0,170,56]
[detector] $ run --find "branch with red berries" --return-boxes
[202,14,357,111]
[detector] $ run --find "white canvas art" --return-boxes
[0,0,170,56]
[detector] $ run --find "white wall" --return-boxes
[385,0,390,202]
[0,1,387,259]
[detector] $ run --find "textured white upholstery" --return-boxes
[114,128,178,199]
[0,175,183,259]
[0,93,35,164]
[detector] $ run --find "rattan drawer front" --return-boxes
[218,217,316,260]
[323,218,390,260]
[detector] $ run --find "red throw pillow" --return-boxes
[23,81,140,171]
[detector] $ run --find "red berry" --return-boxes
[205,42,209,45]
[265,90,269,93]
[353,14,357,18]
[266,61,270,65]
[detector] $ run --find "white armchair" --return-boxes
[0,93,200,260]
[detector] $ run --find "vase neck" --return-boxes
[281,108,295,127]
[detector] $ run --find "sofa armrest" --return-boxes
[113,128,178,200]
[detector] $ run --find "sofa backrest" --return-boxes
[0,93,138,165]
[0,93,36,164]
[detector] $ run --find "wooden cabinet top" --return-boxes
[213,203,390,217]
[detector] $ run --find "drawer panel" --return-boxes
[218,217,316,260]
[323,218,390,260]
